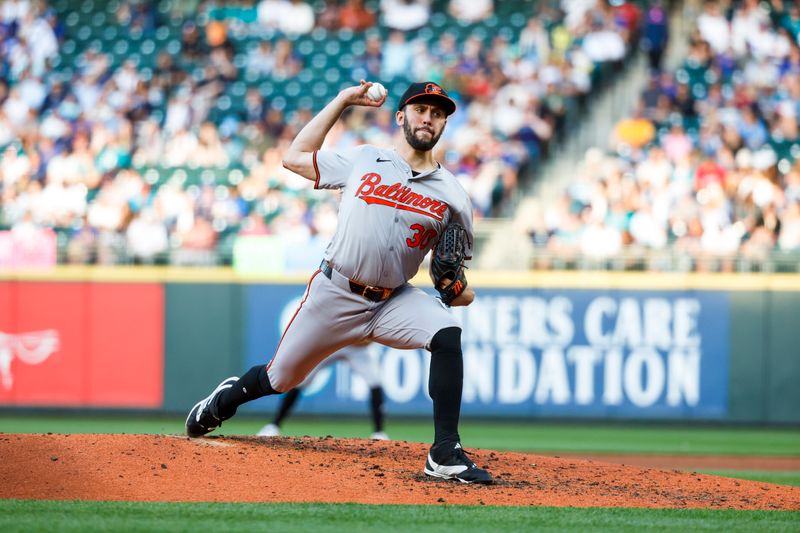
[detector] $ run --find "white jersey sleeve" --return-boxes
[313,146,367,190]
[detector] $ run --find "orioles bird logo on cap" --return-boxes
[425,83,443,95]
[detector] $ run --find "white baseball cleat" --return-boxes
[423,442,493,484]
[370,431,389,441]
[185,377,239,438]
[257,423,281,437]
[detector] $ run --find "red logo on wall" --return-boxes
[0,282,164,408]
[0,330,60,390]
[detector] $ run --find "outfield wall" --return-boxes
[1,268,798,423]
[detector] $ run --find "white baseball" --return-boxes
[366,82,387,102]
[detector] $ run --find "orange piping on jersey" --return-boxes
[312,150,321,189]
[266,269,321,376]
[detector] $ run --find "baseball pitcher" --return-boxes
[186,80,492,484]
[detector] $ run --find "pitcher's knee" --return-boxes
[430,327,462,356]
[267,365,306,393]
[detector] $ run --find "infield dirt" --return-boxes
[1,434,798,510]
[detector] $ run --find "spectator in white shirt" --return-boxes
[449,0,492,23]
[257,0,290,30]
[280,0,315,35]
[697,1,730,54]
[381,0,430,31]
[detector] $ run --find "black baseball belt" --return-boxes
[320,260,395,302]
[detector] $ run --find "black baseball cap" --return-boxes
[397,81,457,116]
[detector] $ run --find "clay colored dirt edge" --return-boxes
[1,434,798,510]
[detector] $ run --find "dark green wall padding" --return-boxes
[164,284,244,412]
[727,292,800,423]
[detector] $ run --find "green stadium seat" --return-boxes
[324,68,341,84]
[497,25,515,41]
[86,38,103,53]
[312,81,328,98]
[259,81,275,97]
[349,38,366,55]
[128,27,144,43]
[61,39,77,55]
[297,38,314,56]
[101,26,119,43]
[76,24,91,41]
[140,39,156,56]
[285,81,302,97]
[297,69,314,84]
[231,82,247,98]
[113,40,130,57]
[80,0,95,16]
[90,12,107,28]
[336,28,354,43]
[311,27,329,40]
[157,0,173,16]
[165,39,181,56]
[297,96,314,110]
[430,13,447,29]
[311,53,328,69]
[242,69,260,84]
[154,26,171,42]
[142,168,160,186]
[510,13,527,28]
[64,11,80,28]
[271,96,287,111]
[324,41,341,56]
[416,27,434,42]
[471,26,488,41]
[337,54,354,69]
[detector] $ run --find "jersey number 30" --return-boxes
[407,224,437,249]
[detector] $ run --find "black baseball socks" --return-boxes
[271,388,302,427]
[370,386,385,433]
[216,364,277,419]
[428,326,463,452]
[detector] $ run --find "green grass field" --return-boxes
[1,415,798,456]
[2,415,798,531]
[1,500,798,533]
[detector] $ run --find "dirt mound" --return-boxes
[1,434,798,509]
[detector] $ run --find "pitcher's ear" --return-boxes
[395,110,404,126]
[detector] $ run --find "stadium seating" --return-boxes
[0,0,645,267]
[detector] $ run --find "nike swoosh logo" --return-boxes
[376,158,391,162]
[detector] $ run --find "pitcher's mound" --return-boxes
[1,434,798,509]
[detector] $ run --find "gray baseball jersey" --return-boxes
[314,145,473,288]
[266,144,473,392]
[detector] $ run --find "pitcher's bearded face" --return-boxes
[401,103,446,151]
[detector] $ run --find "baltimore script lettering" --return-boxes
[356,173,448,221]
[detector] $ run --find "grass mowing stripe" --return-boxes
[1,416,798,456]
[697,470,800,487]
[0,500,798,533]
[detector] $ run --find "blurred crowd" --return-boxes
[0,0,643,266]
[524,0,800,271]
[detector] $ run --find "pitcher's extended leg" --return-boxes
[428,326,462,448]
